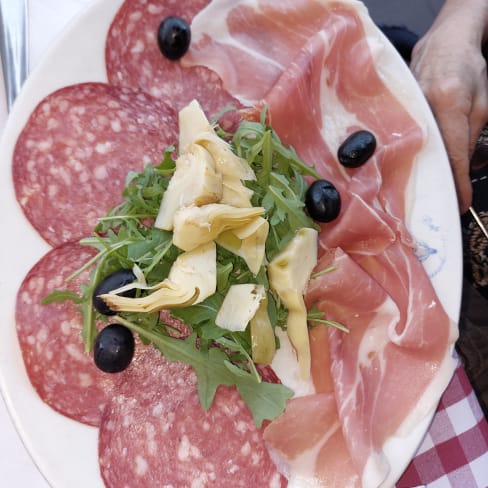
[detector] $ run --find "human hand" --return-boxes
[411,1,488,214]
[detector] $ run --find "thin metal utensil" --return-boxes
[0,0,29,111]
[469,206,488,240]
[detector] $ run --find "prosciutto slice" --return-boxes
[306,248,455,486]
[263,394,360,488]
[184,0,458,486]
[184,0,423,246]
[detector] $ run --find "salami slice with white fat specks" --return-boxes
[15,242,130,426]
[13,83,178,247]
[105,0,241,124]
[99,346,285,487]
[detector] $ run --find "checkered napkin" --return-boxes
[397,363,488,487]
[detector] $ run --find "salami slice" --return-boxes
[13,82,178,246]
[105,0,241,122]
[99,346,285,487]
[16,242,128,426]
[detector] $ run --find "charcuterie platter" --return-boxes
[0,1,462,487]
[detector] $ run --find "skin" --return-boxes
[410,0,488,213]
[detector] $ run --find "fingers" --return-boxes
[408,1,488,214]
[418,74,473,211]
[433,99,473,213]
[468,75,488,155]
[414,64,488,213]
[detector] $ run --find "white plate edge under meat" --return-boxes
[0,1,462,487]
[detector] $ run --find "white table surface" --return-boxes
[0,3,93,486]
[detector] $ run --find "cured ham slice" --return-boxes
[105,0,241,122]
[15,242,126,426]
[13,83,178,246]
[357,241,458,351]
[185,0,423,245]
[264,394,360,488]
[183,1,457,486]
[306,248,456,486]
[99,346,285,487]
[265,244,456,487]
[184,0,330,105]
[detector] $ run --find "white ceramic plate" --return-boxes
[0,1,462,487]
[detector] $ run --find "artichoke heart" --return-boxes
[198,133,256,183]
[178,99,256,183]
[250,295,276,365]
[275,288,309,379]
[220,174,254,208]
[268,227,318,379]
[100,242,217,313]
[154,144,222,231]
[215,284,266,332]
[178,99,214,152]
[172,203,265,251]
[216,217,269,275]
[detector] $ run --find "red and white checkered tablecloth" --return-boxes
[398,362,488,487]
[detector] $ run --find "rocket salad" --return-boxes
[44,102,344,427]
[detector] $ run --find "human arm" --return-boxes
[410,0,488,213]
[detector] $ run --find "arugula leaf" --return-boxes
[81,296,98,349]
[230,118,319,262]
[225,361,294,427]
[55,114,325,426]
[231,117,320,180]
[171,294,223,329]
[307,304,349,333]
[115,316,292,427]
[41,289,99,349]
[42,290,84,304]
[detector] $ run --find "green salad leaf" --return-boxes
[45,111,328,426]
[114,315,292,427]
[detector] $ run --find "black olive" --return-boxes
[338,130,377,168]
[92,269,137,316]
[94,324,135,373]
[305,180,341,223]
[157,16,191,60]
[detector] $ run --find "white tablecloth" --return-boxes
[0,3,93,486]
